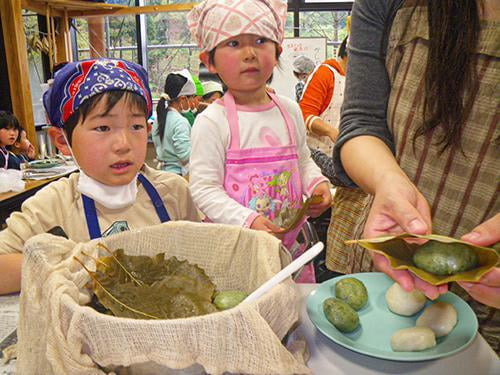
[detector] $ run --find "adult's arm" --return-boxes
[286,98,329,196]
[333,0,403,187]
[333,0,445,299]
[299,66,337,141]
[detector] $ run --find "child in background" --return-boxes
[0,111,22,170]
[198,80,224,113]
[292,55,315,102]
[202,81,223,103]
[12,129,36,163]
[181,73,204,126]
[154,69,196,175]
[0,58,200,295]
[187,0,332,282]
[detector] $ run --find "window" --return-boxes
[23,11,46,125]
[71,0,352,97]
[145,10,198,99]
[299,11,349,57]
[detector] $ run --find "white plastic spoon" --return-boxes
[244,242,324,303]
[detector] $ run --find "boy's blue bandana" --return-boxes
[43,58,152,128]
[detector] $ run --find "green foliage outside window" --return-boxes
[71,3,350,100]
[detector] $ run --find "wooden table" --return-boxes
[0,176,69,227]
[0,285,498,374]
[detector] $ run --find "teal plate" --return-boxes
[28,160,60,169]
[306,272,478,361]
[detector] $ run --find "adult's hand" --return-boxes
[365,172,447,299]
[364,171,431,237]
[458,213,500,308]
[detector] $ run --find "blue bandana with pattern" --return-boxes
[43,58,152,128]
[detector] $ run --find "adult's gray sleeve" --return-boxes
[332,0,403,187]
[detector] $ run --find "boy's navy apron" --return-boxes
[82,173,170,239]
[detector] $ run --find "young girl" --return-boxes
[154,69,196,175]
[187,0,332,282]
[0,111,22,169]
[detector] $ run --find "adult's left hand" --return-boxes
[457,213,500,308]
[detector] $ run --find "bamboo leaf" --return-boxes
[346,233,499,285]
[273,195,323,233]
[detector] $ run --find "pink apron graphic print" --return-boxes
[223,91,315,282]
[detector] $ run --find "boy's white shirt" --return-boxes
[189,94,327,227]
[0,165,201,254]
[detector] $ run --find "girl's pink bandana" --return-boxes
[187,0,287,52]
[43,58,152,128]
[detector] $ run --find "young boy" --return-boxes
[0,58,200,295]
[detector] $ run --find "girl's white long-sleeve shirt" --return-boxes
[189,94,328,227]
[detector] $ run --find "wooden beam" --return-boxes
[1,0,37,149]
[55,10,72,63]
[22,1,197,19]
[88,17,106,58]
[69,3,197,18]
[21,0,64,17]
[43,0,127,10]
[22,0,126,13]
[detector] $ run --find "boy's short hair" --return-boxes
[63,91,149,145]
[0,111,21,131]
[43,58,152,130]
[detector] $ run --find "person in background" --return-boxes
[12,128,36,163]
[0,111,22,170]
[299,35,348,156]
[332,0,499,351]
[197,80,224,113]
[202,80,224,103]
[154,70,196,175]
[182,73,205,126]
[0,58,200,295]
[187,0,332,282]
[292,55,315,102]
[297,37,355,282]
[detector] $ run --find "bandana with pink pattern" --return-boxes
[187,0,287,52]
[43,58,152,128]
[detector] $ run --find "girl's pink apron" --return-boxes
[222,91,315,282]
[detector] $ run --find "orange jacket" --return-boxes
[299,59,345,125]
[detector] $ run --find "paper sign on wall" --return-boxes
[270,37,327,100]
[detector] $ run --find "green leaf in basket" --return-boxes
[75,244,218,319]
